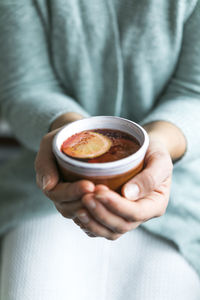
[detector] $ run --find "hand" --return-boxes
[74,138,173,240]
[35,113,96,218]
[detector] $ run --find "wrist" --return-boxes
[50,112,84,131]
[143,121,187,161]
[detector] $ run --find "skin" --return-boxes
[35,112,186,240]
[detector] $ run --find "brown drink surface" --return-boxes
[61,129,140,163]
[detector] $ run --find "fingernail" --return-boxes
[87,199,96,209]
[78,213,90,224]
[124,184,140,200]
[95,194,108,203]
[42,175,51,190]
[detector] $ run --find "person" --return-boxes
[0,1,200,299]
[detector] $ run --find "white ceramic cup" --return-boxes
[53,116,149,191]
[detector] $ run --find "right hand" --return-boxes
[34,113,95,219]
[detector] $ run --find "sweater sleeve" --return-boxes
[0,2,89,152]
[141,0,200,163]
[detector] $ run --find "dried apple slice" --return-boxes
[89,138,139,163]
[61,131,112,159]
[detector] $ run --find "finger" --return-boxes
[122,146,173,200]
[82,194,133,234]
[35,130,60,191]
[73,218,97,237]
[94,184,170,222]
[55,201,83,219]
[46,180,95,204]
[76,209,121,240]
[95,185,110,192]
[73,217,85,227]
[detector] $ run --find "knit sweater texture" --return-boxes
[0,0,200,276]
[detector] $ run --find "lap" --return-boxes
[0,213,200,300]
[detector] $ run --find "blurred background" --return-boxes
[0,119,21,165]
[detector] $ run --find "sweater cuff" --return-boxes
[140,96,200,163]
[3,90,90,152]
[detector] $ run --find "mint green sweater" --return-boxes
[0,0,200,276]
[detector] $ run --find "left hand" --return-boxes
[73,138,173,240]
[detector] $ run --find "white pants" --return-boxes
[0,213,200,300]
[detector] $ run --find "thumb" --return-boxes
[35,130,60,192]
[122,148,173,200]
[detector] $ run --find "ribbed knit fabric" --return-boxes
[1,214,200,300]
[0,0,200,277]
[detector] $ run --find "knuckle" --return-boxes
[125,215,135,223]
[144,169,156,190]
[123,222,133,232]
[85,225,102,238]
[106,234,120,241]
[128,211,146,222]
[157,206,166,217]
[114,227,126,234]
[156,212,162,218]
[137,211,148,222]
[60,209,74,219]
[126,213,138,222]
[114,223,131,234]
[106,235,115,241]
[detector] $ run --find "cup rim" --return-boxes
[52,116,149,171]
